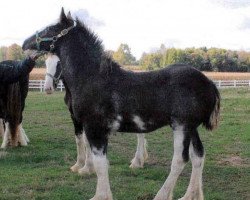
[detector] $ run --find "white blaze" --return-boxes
[44,54,60,94]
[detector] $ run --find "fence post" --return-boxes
[218,80,221,88]
[234,80,236,88]
[60,81,63,92]
[40,80,43,92]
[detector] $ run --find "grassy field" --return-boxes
[0,88,249,200]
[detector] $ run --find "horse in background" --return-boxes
[0,119,4,138]
[0,60,30,148]
[23,9,220,200]
[44,54,148,171]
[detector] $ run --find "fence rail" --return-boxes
[29,80,64,92]
[29,79,250,92]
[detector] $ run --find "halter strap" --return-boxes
[46,70,62,85]
[36,20,77,52]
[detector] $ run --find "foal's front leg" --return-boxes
[87,131,113,200]
[130,134,148,168]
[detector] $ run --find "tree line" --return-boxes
[1,43,250,72]
[109,44,250,72]
[0,44,46,67]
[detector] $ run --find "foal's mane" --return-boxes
[75,18,121,76]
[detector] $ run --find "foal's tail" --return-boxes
[7,83,21,140]
[204,83,221,131]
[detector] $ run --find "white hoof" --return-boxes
[89,194,113,200]
[130,157,144,169]
[70,163,83,173]
[178,193,204,200]
[78,164,95,175]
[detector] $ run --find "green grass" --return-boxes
[0,88,249,200]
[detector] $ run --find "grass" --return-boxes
[0,88,249,200]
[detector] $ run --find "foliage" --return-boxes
[0,44,46,67]
[140,46,250,72]
[112,43,137,65]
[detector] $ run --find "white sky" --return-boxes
[0,0,250,59]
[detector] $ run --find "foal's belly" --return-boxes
[117,115,170,133]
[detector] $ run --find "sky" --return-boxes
[0,0,250,59]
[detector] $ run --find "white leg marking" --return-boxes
[130,134,148,168]
[21,126,30,143]
[133,115,146,131]
[90,149,113,200]
[1,122,10,149]
[178,144,204,200]
[71,133,86,172]
[154,125,186,200]
[78,134,95,175]
[17,124,28,146]
[0,119,4,138]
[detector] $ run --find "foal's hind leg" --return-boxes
[78,133,95,175]
[70,116,86,172]
[154,124,189,200]
[1,122,10,148]
[179,129,204,200]
[71,133,86,172]
[130,134,148,168]
[70,117,94,174]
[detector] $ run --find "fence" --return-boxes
[29,80,64,92]
[29,79,250,92]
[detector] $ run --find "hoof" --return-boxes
[89,195,113,200]
[70,164,83,173]
[130,157,144,169]
[178,193,204,200]
[78,165,95,176]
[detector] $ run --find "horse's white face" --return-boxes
[44,54,60,94]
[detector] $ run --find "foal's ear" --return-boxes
[67,11,73,21]
[60,7,68,24]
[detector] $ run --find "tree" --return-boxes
[140,52,162,70]
[113,43,137,65]
[0,46,8,61]
[6,44,24,60]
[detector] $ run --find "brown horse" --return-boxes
[0,66,30,148]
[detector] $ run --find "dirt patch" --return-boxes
[218,156,250,167]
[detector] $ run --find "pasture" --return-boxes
[0,88,249,200]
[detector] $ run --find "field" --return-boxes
[30,68,250,81]
[0,88,249,200]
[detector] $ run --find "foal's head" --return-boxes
[44,54,61,94]
[22,8,75,53]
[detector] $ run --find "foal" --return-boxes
[23,9,220,200]
[44,54,148,171]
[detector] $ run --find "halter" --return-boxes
[35,21,77,52]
